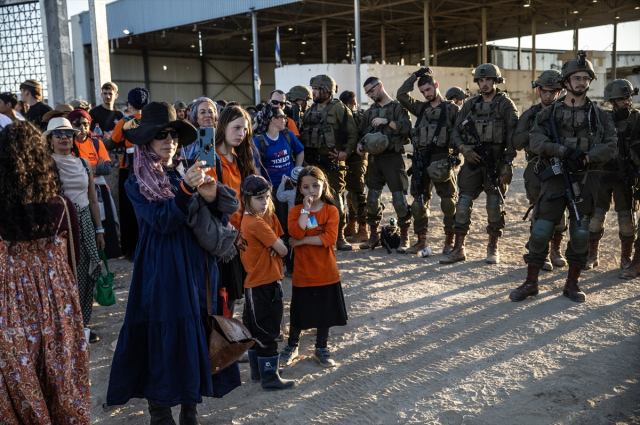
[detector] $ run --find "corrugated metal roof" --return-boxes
[79,0,302,45]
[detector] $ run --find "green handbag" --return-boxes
[94,250,116,306]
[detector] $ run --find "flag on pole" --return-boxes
[275,27,282,67]
[350,43,355,64]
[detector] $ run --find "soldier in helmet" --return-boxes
[299,74,359,250]
[513,69,567,271]
[441,63,519,265]
[592,79,640,277]
[509,51,617,303]
[287,85,312,131]
[445,87,469,107]
[357,76,413,252]
[339,90,369,242]
[397,67,461,255]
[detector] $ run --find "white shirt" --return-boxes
[0,113,13,129]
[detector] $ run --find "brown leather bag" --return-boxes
[205,259,255,374]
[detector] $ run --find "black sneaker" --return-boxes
[89,331,100,344]
[313,348,335,368]
[279,345,298,367]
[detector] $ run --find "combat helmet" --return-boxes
[473,64,505,84]
[560,50,597,82]
[359,132,389,155]
[532,70,562,89]
[604,79,639,103]
[287,85,312,102]
[445,87,469,101]
[309,75,338,94]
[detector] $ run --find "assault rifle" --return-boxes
[461,117,505,202]
[308,150,351,173]
[407,150,426,205]
[538,113,583,227]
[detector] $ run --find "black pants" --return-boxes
[288,327,329,349]
[118,168,139,255]
[272,185,294,272]
[242,281,283,357]
[97,184,122,259]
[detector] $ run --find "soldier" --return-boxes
[513,69,567,271]
[397,67,461,254]
[286,85,312,131]
[299,75,359,250]
[357,77,413,252]
[592,80,640,275]
[445,87,469,107]
[440,64,519,264]
[509,51,617,303]
[339,90,369,243]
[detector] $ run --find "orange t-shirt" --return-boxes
[111,113,141,168]
[288,203,340,287]
[287,117,299,137]
[75,138,110,180]
[239,213,284,288]
[205,148,243,229]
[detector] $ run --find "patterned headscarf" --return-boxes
[189,97,217,128]
[133,143,175,203]
[255,101,277,135]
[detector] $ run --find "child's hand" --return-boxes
[303,195,313,210]
[289,237,304,247]
[281,175,289,185]
[267,247,277,257]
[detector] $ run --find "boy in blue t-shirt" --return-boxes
[254,129,304,185]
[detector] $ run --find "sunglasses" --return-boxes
[52,130,75,138]
[154,129,179,140]
[270,100,284,106]
[365,83,380,95]
[273,114,287,120]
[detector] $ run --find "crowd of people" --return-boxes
[0,49,638,423]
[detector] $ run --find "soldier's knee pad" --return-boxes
[440,197,456,217]
[569,219,590,254]
[486,193,504,223]
[366,189,383,216]
[411,198,426,217]
[588,207,606,234]
[455,195,474,224]
[530,219,555,253]
[618,210,637,237]
[391,191,409,218]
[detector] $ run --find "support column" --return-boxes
[354,0,361,105]
[88,0,111,105]
[70,14,90,101]
[40,0,74,105]
[321,19,327,64]
[251,9,260,104]
[477,35,481,68]
[423,1,429,66]
[612,22,617,79]
[142,49,150,90]
[573,20,579,55]
[531,16,536,82]
[481,7,487,64]
[517,36,522,70]
[381,25,386,63]
[432,31,437,66]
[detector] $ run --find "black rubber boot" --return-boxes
[247,349,261,383]
[258,355,296,391]
[148,400,176,425]
[179,404,201,425]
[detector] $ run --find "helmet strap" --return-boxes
[566,78,589,96]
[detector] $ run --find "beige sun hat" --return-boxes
[42,117,80,138]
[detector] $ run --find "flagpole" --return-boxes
[276,27,282,68]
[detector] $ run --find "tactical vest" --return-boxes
[463,95,507,146]
[410,101,452,150]
[366,101,404,151]
[550,100,603,153]
[615,109,640,165]
[299,99,342,150]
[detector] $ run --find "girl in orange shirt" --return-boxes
[238,175,296,391]
[280,166,348,369]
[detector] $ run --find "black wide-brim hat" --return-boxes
[123,101,197,147]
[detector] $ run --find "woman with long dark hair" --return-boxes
[0,121,89,423]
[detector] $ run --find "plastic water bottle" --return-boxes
[93,123,103,140]
[417,246,434,258]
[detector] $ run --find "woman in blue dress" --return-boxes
[106,102,241,425]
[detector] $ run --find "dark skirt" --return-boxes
[97,184,122,259]
[289,282,348,329]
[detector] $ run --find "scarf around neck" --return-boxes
[133,143,175,203]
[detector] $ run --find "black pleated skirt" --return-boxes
[289,282,348,329]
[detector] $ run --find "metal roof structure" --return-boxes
[77,0,640,66]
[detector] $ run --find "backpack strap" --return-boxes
[256,133,269,160]
[413,102,429,128]
[281,129,292,150]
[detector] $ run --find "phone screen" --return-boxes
[198,127,216,168]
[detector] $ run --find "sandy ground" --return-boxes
[90,159,640,424]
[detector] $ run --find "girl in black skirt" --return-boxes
[280,166,348,368]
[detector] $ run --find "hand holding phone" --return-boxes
[198,127,216,168]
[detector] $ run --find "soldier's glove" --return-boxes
[614,107,630,122]
[499,163,513,185]
[459,145,479,164]
[563,147,588,172]
[413,67,433,78]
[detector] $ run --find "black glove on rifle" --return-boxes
[563,147,588,172]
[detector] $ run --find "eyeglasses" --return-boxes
[539,88,559,95]
[365,83,380,95]
[270,100,284,106]
[72,121,90,128]
[273,114,287,120]
[570,76,591,83]
[154,129,179,140]
[615,96,632,103]
[52,130,75,138]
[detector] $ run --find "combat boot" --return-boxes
[542,257,553,271]
[442,231,455,255]
[359,225,380,249]
[620,240,633,270]
[439,234,466,264]
[344,219,357,237]
[336,228,353,251]
[563,265,586,302]
[347,222,369,243]
[549,236,567,267]
[620,246,640,279]
[509,265,540,301]
[396,227,411,253]
[486,235,500,264]
[583,239,600,270]
[405,231,428,254]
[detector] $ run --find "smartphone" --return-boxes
[198,127,216,168]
